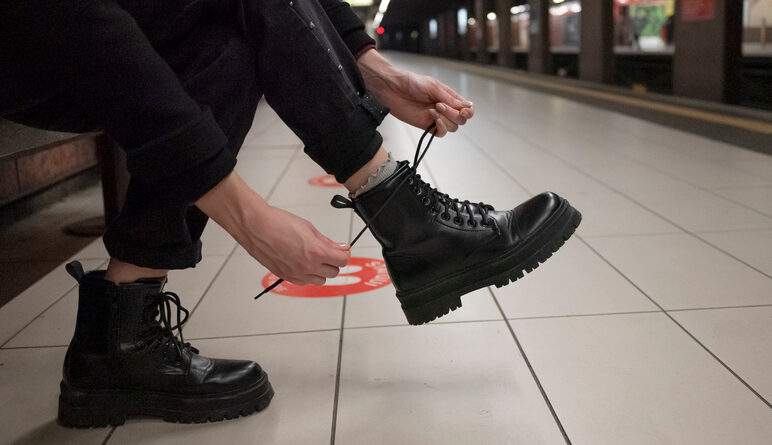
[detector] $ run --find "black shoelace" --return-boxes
[139,291,196,360]
[255,124,493,300]
[408,174,496,228]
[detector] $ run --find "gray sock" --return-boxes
[351,152,398,198]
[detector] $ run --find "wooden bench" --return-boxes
[0,119,128,232]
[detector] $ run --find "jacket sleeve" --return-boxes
[1,0,234,205]
[318,0,376,57]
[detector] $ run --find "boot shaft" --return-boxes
[66,262,166,354]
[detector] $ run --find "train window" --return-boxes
[613,0,675,54]
[744,0,772,57]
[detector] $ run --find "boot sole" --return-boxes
[397,198,582,325]
[57,371,274,427]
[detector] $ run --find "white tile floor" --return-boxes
[1,53,771,444]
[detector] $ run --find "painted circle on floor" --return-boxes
[261,257,390,297]
[308,174,344,188]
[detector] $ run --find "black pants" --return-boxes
[3,0,388,269]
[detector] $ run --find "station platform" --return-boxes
[1,53,771,444]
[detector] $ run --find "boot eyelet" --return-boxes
[422,197,431,206]
[468,220,477,227]
[453,217,463,225]
[407,178,414,185]
[441,213,451,221]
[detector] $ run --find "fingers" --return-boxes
[434,81,475,121]
[436,103,466,126]
[316,236,350,267]
[318,264,340,278]
[429,109,454,137]
[433,81,471,110]
[460,106,475,120]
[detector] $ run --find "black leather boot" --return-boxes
[57,261,273,427]
[335,159,581,325]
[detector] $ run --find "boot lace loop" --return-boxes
[140,291,196,359]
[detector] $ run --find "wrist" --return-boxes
[357,49,401,91]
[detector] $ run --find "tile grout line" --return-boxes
[667,303,772,313]
[101,425,116,445]
[578,237,772,408]
[330,202,356,445]
[691,227,772,234]
[712,184,772,191]
[488,288,572,445]
[455,117,772,408]
[329,296,346,445]
[11,304,772,350]
[0,259,109,349]
[190,327,341,342]
[604,151,772,219]
[484,118,772,281]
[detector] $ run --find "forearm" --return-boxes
[195,172,270,243]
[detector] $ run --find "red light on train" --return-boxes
[376,26,385,35]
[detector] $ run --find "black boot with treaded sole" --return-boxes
[330,128,582,325]
[58,261,274,427]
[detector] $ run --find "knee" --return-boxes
[180,26,258,98]
[181,29,260,120]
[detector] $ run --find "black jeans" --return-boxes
[2,0,388,269]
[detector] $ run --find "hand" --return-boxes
[358,49,475,137]
[241,206,350,285]
[196,173,350,285]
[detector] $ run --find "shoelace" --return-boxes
[408,174,495,228]
[139,291,196,359]
[255,124,492,299]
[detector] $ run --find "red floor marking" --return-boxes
[261,257,391,297]
[308,174,344,188]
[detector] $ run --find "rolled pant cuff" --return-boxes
[103,237,203,270]
[304,93,389,183]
